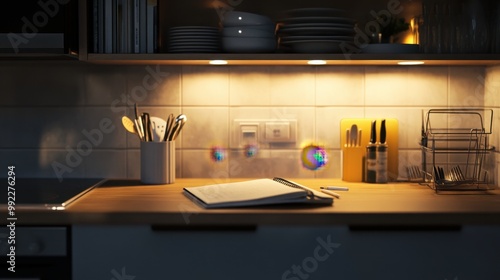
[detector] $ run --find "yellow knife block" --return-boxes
[341,118,399,182]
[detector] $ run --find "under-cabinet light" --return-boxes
[209,60,228,65]
[308,60,327,65]
[397,61,425,65]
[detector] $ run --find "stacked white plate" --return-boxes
[277,8,356,53]
[221,11,276,53]
[167,26,221,53]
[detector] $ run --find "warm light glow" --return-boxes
[398,61,425,65]
[209,60,228,65]
[307,60,327,65]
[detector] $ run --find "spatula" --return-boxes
[150,116,167,142]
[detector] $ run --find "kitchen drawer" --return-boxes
[72,225,500,280]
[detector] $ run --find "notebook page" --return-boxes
[185,179,307,205]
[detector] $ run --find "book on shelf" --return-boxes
[92,0,157,54]
[183,178,334,209]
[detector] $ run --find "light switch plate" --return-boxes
[231,119,297,148]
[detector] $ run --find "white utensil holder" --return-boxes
[141,141,175,184]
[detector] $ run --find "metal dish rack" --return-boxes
[420,109,495,192]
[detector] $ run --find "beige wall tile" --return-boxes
[2,62,497,180]
[1,149,85,178]
[314,149,341,178]
[270,150,315,178]
[365,66,448,106]
[406,66,448,106]
[181,107,229,149]
[228,149,274,178]
[365,66,409,105]
[182,66,229,106]
[449,67,485,107]
[316,66,365,106]
[0,61,86,106]
[229,107,314,149]
[125,65,181,106]
[84,150,127,179]
[269,66,315,106]
[316,107,365,149]
[485,66,500,107]
[85,64,127,106]
[365,107,425,149]
[181,149,229,178]
[229,66,272,105]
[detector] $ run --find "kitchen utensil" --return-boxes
[134,103,139,120]
[121,116,143,141]
[134,119,144,140]
[142,113,154,142]
[163,113,174,141]
[168,114,187,141]
[350,124,357,147]
[341,118,399,182]
[150,116,167,142]
[135,103,146,141]
[433,166,440,182]
[172,114,187,140]
[380,119,386,144]
[369,120,377,144]
[121,116,137,134]
[406,165,422,181]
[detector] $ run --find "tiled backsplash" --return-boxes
[1,61,499,184]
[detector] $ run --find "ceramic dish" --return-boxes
[222,11,274,26]
[222,26,275,38]
[278,26,355,36]
[279,16,356,24]
[280,35,354,42]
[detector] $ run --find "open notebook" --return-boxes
[183,178,333,208]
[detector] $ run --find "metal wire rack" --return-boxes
[419,109,495,192]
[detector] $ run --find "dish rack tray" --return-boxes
[419,109,495,192]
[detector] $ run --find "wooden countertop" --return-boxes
[11,179,500,226]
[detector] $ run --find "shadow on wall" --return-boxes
[0,61,123,179]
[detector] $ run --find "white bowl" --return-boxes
[222,37,276,53]
[222,26,275,38]
[222,11,274,27]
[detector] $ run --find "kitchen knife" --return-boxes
[369,120,377,144]
[380,119,386,144]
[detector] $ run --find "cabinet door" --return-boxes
[73,225,500,280]
[0,1,78,54]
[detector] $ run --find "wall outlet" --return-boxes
[231,119,297,148]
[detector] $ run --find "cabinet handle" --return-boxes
[348,225,462,232]
[151,225,257,232]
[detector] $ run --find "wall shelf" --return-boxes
[85,53,500,66]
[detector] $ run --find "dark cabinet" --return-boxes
[0,0,78,56]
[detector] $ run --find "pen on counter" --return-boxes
[320,186,349,191]
[320,189,340,199]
